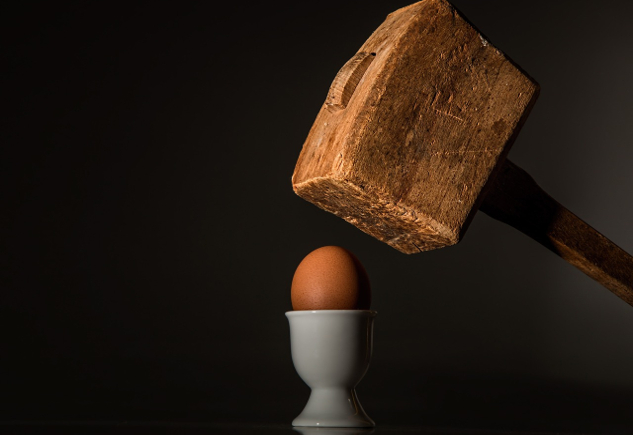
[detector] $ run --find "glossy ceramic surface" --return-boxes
[286,310,377,428]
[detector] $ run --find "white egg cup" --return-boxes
[286,310,377,428]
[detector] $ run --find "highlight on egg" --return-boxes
[291,246,371,311]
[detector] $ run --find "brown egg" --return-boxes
[291,246,371,310]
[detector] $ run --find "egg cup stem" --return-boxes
[293,387,373,428]
[286,310,376,428]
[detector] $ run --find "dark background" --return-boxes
[3,0,633,433]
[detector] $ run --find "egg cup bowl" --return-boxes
[286,310,377,427]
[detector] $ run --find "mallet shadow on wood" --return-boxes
[292,0,633,305]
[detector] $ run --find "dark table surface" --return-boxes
[0,421,629,435]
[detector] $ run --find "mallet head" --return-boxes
[292,0,539,253]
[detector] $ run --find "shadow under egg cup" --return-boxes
[286,310,377,428]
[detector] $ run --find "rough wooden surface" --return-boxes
[292,0,539,253]
[481,161,633,304]
[292,0,633,306]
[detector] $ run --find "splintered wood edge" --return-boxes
[294,176,457,253]
[326,52,376,112]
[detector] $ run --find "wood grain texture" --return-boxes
[481,161,633,304]
[292,0,539,253]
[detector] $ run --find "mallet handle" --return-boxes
[481,160,633,306]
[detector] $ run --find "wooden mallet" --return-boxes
[292,0,633,305]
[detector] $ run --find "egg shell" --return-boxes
[291,246,371,310]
